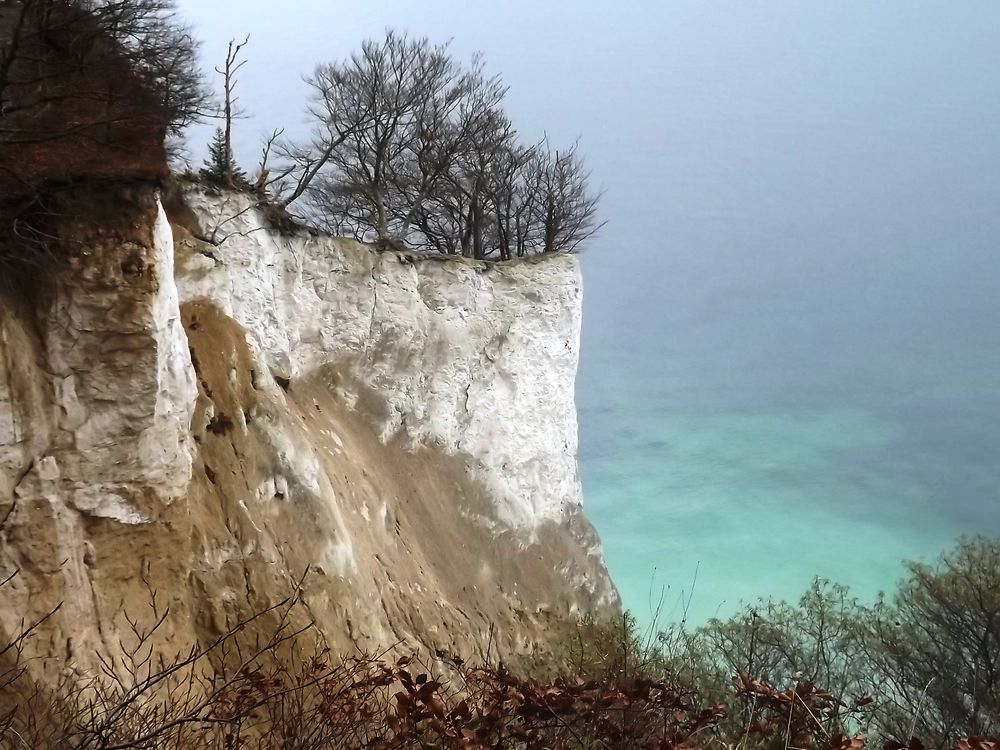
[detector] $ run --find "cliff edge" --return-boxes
[0,183,618,684]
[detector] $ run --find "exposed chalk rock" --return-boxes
[179,189,585,529]
[0,183,618,686]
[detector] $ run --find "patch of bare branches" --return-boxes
[262,31,604,259]
[0,0,208,212]
[2,549,1000,749]
[0,0,207,143]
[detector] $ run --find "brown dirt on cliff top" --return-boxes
[0,3,167,204]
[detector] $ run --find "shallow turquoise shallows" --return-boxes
[577,229,1000,629]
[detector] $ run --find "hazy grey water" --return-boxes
[179,1,1000,625]
[578,235,1000,623]
[578,116,1000,622]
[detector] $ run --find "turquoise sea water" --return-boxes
[569,6,1000,622]
[576,229,1000,627]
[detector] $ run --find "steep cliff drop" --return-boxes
[0,183,618,685]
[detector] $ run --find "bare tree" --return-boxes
[392,55,507,245]
[436,106,518,259]
[217,35,249,186]
[431,132,603,259]
[380,98,515,257]
[299,32,471,243]
[291,30,604,260]
[200,35,249,187]
[484,139,537,260]
[262,47,381,210]
[533,139,605,254]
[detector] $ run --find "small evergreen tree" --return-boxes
[200,127,247,188]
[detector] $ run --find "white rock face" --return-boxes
[0,189,200,671]
[0,185,617,681]
[1,196,197,518]
[179,190,585,528]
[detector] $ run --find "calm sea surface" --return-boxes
[577,219,1000,625]
[568,3,1000,623]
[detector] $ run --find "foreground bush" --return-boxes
[654,536,1000,750]
[0,572,726,749]
[2,537,998,748]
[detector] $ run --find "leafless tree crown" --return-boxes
[267,31,604,259]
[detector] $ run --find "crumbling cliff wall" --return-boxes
[0,184,618,683]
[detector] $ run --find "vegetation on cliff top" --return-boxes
[267,31,604,259]
[196,27,605,259]
[0,0,207,197]
[1,1,602,262]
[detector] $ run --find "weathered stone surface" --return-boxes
[179,189,587,529]
[0,188,198,674]
[0,184,618,685]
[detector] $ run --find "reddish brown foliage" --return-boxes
[372,658,726,749]
[885,738,1000,750]
[734,670,873,750]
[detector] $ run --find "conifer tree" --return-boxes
[200,127,247,187]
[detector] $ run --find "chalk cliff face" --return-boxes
[177,189,586,529]
[0,184,618,681]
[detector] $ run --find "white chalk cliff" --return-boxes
[0,183,618,681]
